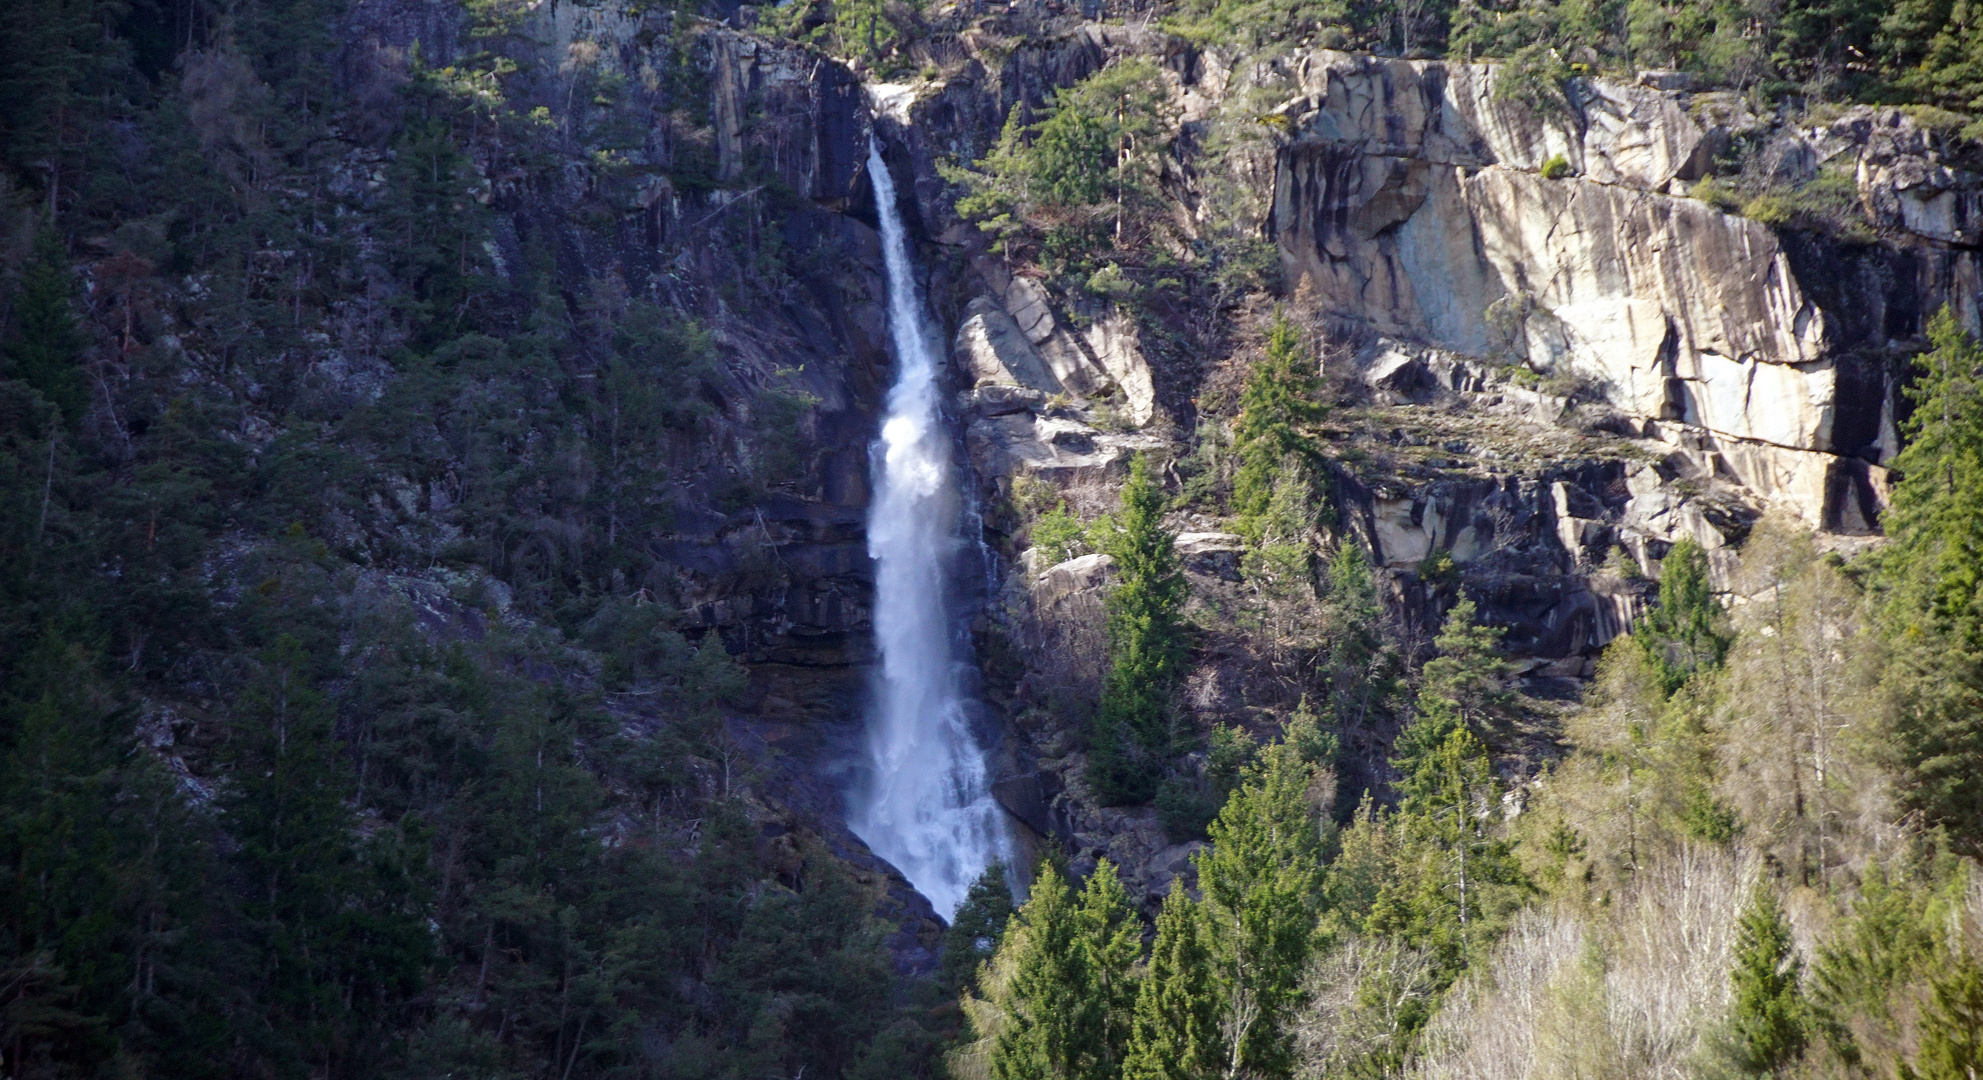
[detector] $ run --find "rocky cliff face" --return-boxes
[336,0,1980,913]
[844,17,1983,902]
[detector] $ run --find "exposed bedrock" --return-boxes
[1259,50,1982,535]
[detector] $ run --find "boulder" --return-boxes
[1081,310,1157,426]
[955,297,1063,393]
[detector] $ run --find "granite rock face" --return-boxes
[845,23,1982,898]
[325,2,1983,914]
[1248,52,1983,537]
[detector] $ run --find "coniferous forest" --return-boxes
[3,0,1983,1077]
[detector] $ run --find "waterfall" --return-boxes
[850,133,1009,920]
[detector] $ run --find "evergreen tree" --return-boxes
[1878,307,1983,852]
[945,60,1174,255]
[1321,543,1391,735]
[1637,538,1732,696]
[989,864,1095,1080]
[220,635,429,1073]
[1232,312,1326,539]
[1371,717,1522,969]
[1195,742,1324,1077]
[1090,453,1187,805]
[1370,599,1526,971]
[943,863,1018,996]
[4,232,88,427]
[1076,861,1142,1080]
[1122,882,1220,1080]
[1907,950,1983,1080]
[0,628,221,1076]
[1723,885,1807,1076]
[1413,598,1516,738]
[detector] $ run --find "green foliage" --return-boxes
[1077,862,1143,1080]
[1032,502,1092,565]
[946,61,1173,261]
[1121,883,1220,1080]
[1157,724,1257,840]
[1282,696,1342,772]
[1165,0,1351,49]
[1811,865,1946,1063]
[1320,544,1395,737]
[1089,455,1187,805]
[1373,720,1526,971]
[1417,598,1517,736]
[1876,307,1983,852]
[1232,313,1327,541]
[765,0,917,72]
[0,629,221,1077]
[1539,153,1573,179]
[1638,539,1733,696]
[1720,886,1808,1075]
[944,863,1018,996]
[1436,0,1983,108]
[1196,742,1326,1076]
[986,861,1141,1080]
[1908,950,1983,1079]
[4,233,88,426]
[1352,599,1529,980]
[1491,44,1576,116]
[1882,0,1983,111]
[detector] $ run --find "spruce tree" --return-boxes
[1401,598,1515,759]
[1724,885,1807,1075]
[1321,543,1390,734]
[1122,882,1220,1080]
[1091,453,1187,804]
[1372,719,1522,968]
[1232,312,1326,539]
[1637,538,1732,695]
[943,863,1018,996]
[1877,306,1983,852]
[989,864,1093,1080]
[4,232,88,426]
[1373,599,1525,970]
[1907,951,1983,1080]
[1076,861,1142,1080]
[1195,742,1324,1077]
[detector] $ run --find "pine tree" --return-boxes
[4,232,88,426]
[1877,306,1983,852]
[1906,950,1983,1080]
[1232,312,1326,539]
[1090,453,1187,804]
[1321,543,1391,734]
[1122,881,1220,1080]
[1410,597,1515,743]
[1723,885,1807,1075]
[989,864,1094,1080]
[943,863,1018,996]
[1195,742,1324,1077]
[1076,861,1142,1080]
[1637,538,1732,695]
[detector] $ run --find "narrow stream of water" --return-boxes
[848,132,1009,920]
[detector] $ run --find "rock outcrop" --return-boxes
[1244,52,1982,537]
[846,19,1982,899]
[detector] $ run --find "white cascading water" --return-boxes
[850,133,1009,920]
